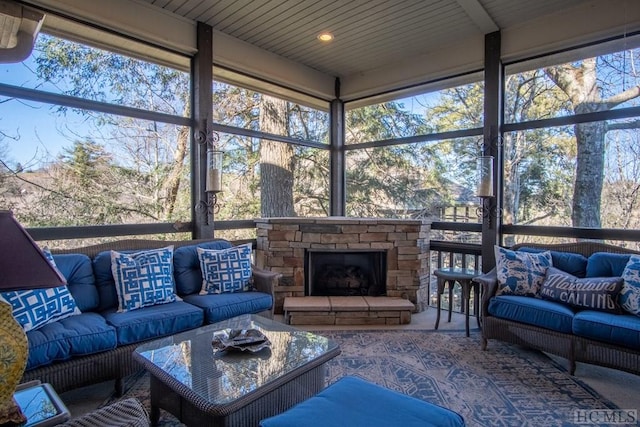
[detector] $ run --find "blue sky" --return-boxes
[0,58,86,169]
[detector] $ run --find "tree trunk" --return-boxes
[546,56,640,228]
[546,59,604,228]
[162,125,189,219]
[259,96,295,217]
[572,121,605,227]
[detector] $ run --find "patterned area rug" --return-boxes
[113,330,617,427]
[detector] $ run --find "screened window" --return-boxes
[212,81,329,144]
[345,81,484,145]
[0,32,191,233]
[503,44,640,231]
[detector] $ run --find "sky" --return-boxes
[0,58,78,169]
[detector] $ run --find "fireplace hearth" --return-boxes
[306,250,386,297]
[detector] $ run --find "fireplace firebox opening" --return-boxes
[305,249,387,297]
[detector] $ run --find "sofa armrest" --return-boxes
[252,265,281,296]
[473,268,497,318]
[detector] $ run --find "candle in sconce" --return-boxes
[206,168,222,192]
[477,156,494,197]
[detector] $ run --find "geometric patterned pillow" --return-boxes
[110,246,177,313]
[495,246,553,297]
[620,254,640,316]
[0,286,81,332]
[198,243,253,294]
[0,249,80,332]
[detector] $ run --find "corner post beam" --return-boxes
[192,22,214,239]
[481,31,503,271]
[330,78,346,216]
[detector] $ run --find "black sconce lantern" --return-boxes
[476,149,500,227]
[196,130,224,225]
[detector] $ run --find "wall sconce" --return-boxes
[206,147,223,193]
[0,1,45,63]
[476,155,494,198]
[196,131,223,225]
[476,155,500,227]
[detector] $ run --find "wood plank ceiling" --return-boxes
[138,0,591,78]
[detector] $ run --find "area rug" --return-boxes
[112,330,617,427]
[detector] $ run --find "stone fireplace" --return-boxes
[255,217,431,314]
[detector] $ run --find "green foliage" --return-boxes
[36,36,189,115]
[345,101,453,218]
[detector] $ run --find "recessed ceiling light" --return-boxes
[317,32,334,42]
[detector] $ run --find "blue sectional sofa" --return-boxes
[475,242,640,376]
[19,238,280,395]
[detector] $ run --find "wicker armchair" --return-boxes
[57,398,149,427]
[474,241,640,376]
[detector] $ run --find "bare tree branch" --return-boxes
[603,85,640,109]
[606,120,640,131]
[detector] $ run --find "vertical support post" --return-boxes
[330,78,346,216]
[481,31,503,272]
[192,22,213,239]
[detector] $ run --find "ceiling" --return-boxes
[138,0,589,78]
[21,0,640,103]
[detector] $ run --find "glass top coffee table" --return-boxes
[133,314,340,426]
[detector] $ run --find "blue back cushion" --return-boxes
[517,247,588,278]
[586,252,631,277]
[52,254,99,312]
[93,251,120,311]
[173,240,233,296]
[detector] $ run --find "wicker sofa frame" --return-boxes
[21,238,280,396]
[475,241,640,377]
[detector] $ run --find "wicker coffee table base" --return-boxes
[150,365,326,427]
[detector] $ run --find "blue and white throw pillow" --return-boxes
[540,267,623,313]
[620,255,640,316]
[495,246,553,296]
[111,246,177,313]
[198,243,253,294]
[1,250,80,332]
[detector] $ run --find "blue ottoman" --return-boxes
[259,376,465,427]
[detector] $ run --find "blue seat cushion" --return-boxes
[174,240,233,296]
[182,292,273,323]
[259,376,465,427]
[517,247,588,277]
[573,310,640,350]
[26,312,116,370]
[488,295,575,333]
[101,301,203,345]
[586,252,631,277]
[52,253,99,312]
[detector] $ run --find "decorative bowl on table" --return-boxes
[212,329,272,353]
